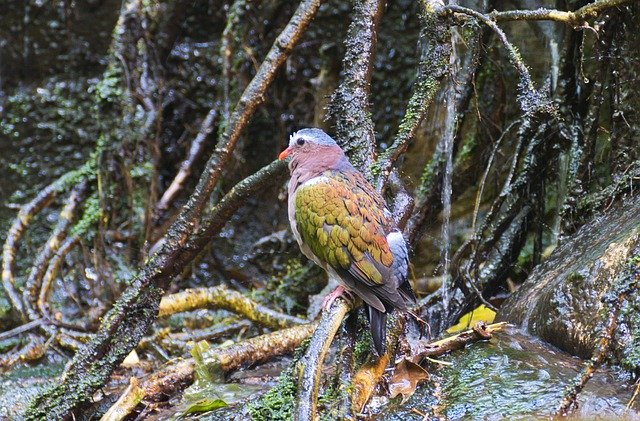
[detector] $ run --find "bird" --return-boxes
[279,127,416,355]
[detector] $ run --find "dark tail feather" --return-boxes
[399,279,417,305]
[367,305,387,355]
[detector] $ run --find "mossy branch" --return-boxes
[489,0,635,26]
[2,166,93,320]
[158,285,307,329]
[104,322,318,419]
[328,0,385,176]
[375,0,451,190]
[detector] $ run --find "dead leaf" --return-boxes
[388,358,429,403]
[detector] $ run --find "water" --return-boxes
[381,327,639,420]
[439,16,461,312]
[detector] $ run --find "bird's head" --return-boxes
[278,128,341,163]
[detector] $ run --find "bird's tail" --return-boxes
[367,305,387,356]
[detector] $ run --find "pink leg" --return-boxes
[322,285,352,310]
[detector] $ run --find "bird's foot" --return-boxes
[322,285,353,310]
[407,310,431,340]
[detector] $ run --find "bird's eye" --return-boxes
[296,138,305,146]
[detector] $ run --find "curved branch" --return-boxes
[2,168,89,320]
[155,109,217,215]
[23,182,87,321]
[158,285,307,329]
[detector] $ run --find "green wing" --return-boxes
[294,171,393,289]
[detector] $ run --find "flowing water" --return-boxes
[439,18,462,312]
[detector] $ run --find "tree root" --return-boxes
[101,377,145,421]
[158,285,307,329]
[295,298,353,421]
[0,333,46,370]
[25,0,322,416]
[328,0,384,174]
[38,236,81,319]
[154,109,217,216]
[103,322,318,419]
[375,0,451,191]
[23,182,87,322]
[411,321,505,361]
[2,169,89,319]
[489,0,635,27]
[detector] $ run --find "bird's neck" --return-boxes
[289,146,351,190]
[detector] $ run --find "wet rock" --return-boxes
[497,195,640,364]
[381,327,639,420]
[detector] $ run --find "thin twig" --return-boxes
[155,109,217,214]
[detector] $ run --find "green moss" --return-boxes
[453,132,477,169]
[417,153,444,197]
[71,193,102,238]
[616,255,640,372]
[248,338,313,420]
[249,366,296,421]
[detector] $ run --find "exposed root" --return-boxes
[26,0,323,416]
[101,377,145,421]
[328,0,385,174]
[0,333,46,370]
[295,298,353,421]
[38,236,81,319]
[375,0,451,191]
[23,182,87,321]
[410,321,505,362]
[489,0,635,27]
[104,322,318,419]
[2,175,71,318]
[158,285,307,329]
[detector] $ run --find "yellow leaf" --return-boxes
[446,304,496,334]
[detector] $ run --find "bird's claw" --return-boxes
[322,285,353,310]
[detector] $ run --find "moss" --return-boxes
[616,255,640,373]
[71,193,102,239]
[248,366,297,421]
[453,132,477,169]
[261,259,325,315]
[317,379,340,421]
[248,338,311,421]
[417,153,444,197]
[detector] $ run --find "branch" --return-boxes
[295,298,353,421]
[375,0,451,190]
[328,0,385,175]
[2,167,90,320]
[23,182,87,322]
[158,285,307,329]
[104,322,318,419]
[154,108,217,215]
[25,155,282,419]
[445,4,548,114]
[490,0,635,26]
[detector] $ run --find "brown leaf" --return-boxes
[388,358,429,403]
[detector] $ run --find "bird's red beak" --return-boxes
[278,147,292,161]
